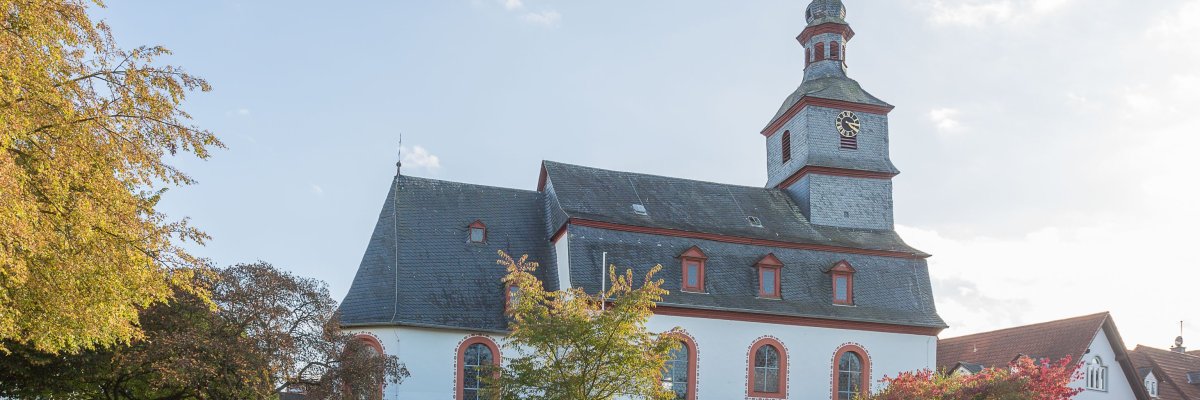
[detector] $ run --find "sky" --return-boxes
[92,0,1200,350]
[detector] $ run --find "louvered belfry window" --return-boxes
[781,130,792,163]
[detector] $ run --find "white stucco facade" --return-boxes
[353,315,937,400]
[1073,329,1139,400]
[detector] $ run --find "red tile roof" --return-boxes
[1131,345,1200,400]
[1130,349,1187,400]
[937,312,1109,370]
[937,312,1150,400]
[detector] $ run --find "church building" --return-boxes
[339,1,947,398]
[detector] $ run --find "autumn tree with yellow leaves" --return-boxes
[487,251,681,400]
[0,0,222,353]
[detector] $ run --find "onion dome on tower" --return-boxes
[805,0,847,25]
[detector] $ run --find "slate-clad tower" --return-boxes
[763,0,899,230]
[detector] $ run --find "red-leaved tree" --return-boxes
[871,356,1083,400]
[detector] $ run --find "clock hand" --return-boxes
[848,122,861,129]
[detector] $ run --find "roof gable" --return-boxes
[339,175,556,332]
[937,313,1110,371]
[1132,345,1200,400]
[938,312,1150,400]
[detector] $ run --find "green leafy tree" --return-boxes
[0,263,408,399]
[488,251,680,400]
[1,0,223,353]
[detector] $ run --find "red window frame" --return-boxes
[756,253,784,299]
[830,260,856,305]
[661,332,699,400]
[747,337,788,399]
[468,220,487,243]
[504,284,519,312]
[831,344,871,400]
[354,334,386,397]
[815,42,826,61]
[680,246,707,293]
[457,336,501,400]
[781,130,792,163]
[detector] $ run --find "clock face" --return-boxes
[836,111,861,138]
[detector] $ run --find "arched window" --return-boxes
[781,131,792,163]
[355,334,386,399]
[815,42,826,61]
[806,46,813,65]
[830,41,842,61]
[747,338,787,398]
[832,344,871,400]
[680,246,707,293]
[661,334,697,400]
[457,337,500,400]
[1085,356,1108,391]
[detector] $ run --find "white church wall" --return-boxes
[645,314,936,399]
[354,315,937,400]
[350,326,506,400]
[1073,328,1138,400]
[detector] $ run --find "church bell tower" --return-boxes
[763,0,899,231]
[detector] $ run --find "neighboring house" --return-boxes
[937,312,1149,400]
[1129,340,1200,400]
[338,0,949,399]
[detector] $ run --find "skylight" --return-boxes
[747,216,763,227]
[631,204,648,216]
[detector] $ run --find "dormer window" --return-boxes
[505,284,520,311]
[756,254,783,299]
[680,246,707,293]
[468,220,487,243]
[829,260,855,305]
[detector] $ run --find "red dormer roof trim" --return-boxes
[828,260,856,274]
[680,245,708,260]
[756,253,784,268]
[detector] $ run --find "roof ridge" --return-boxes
[542,160,777,192]
[399,174,542,195]
[940,312,1110,342]
[1135,344,1200,359]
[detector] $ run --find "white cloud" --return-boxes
[225,108,251,117]
[918,0,1077,27]
[521,10,561,27]
[929,107,964,135]
[501,0,523,10]
[310,183,324,195]
[399,145,442,171]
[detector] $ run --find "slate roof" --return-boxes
[937,312,1150,400]
[1131,345,1200,400]
[338,175,556,332]
[565,226,946,329]
[341,161,940,333]
[763,77,893,132]
[540,161,926,257]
